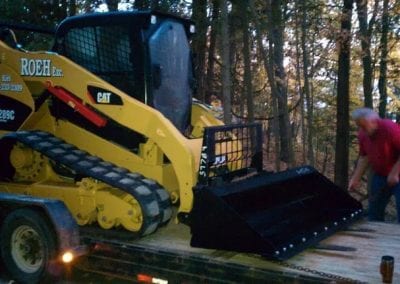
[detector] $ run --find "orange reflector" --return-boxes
[137,274,168,284]
[137,274,153,283]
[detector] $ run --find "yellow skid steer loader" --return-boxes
[0,11,362,260]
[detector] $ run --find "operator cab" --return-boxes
[53,11,195,133]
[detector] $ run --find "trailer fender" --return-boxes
[0,193,80,254]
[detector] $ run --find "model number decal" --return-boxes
[199,146,208,177]
[0,109,15,122]
[20,58,63,77]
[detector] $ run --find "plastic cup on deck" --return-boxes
[380,255,394,283]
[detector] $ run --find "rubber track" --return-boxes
[2,130,172,236]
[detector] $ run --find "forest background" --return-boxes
[1,0,400,217]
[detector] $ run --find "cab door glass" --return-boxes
[149,20,192,133]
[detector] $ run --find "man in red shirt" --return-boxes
[349,108,400,222]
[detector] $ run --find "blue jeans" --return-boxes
[369,174,400,222]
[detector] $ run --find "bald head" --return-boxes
[351,108,379,121]
[351,108,379,136]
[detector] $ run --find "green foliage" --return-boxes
[0,0,68,26]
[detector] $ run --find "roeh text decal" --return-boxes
[20,58,63,77]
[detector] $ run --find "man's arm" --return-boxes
[388,157,400,186]
[348,156,369,191]
[388,122,400,186]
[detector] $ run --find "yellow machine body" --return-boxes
[0,12,235,235]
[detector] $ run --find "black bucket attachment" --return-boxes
[190,167,363,260]
[190,124,362,260]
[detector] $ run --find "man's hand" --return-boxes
[387,156,400,187]
[387,170,399,187]
[348,156,369,191]
[348,177,360,191]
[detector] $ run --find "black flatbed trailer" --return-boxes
[75,216,400,283]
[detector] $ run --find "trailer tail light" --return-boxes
[61,251,74,263]
[61,245,87,264]
[137,273,168,284]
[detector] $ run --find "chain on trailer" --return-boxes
[272,260,367,284]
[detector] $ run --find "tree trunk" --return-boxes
[58,0,68,19]
[356,0,373,108]
[249,0,280,170]
[82,0,92,12]
[229,2,239,114]
[241,3,254,123]
[205,0,220,104]
[134,0,150,9]
[151,1,160,11]
[334,0,353,189]
[269,0,293,166]
[322,145,330,175]
[105,0,119,11]
[301,0,314,166]
[220,0,232,124]
[378,0,389,118]
[69,0,76,16]
[191,0,208,101]
[249,0,280,171]
[294,1,306,164]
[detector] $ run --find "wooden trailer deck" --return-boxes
[120,219,400,283]
[286,221,400,282]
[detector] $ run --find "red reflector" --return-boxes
[137,273,153,283]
